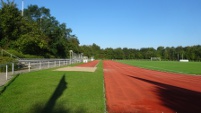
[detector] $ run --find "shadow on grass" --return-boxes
[0,74,20,95]
[127,75,201,112]
[32,74,87,113]
[42,74,67,113]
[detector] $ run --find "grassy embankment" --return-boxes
[0,61,105,113]
[118,60,201,75]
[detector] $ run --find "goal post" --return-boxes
[151,57,161,61]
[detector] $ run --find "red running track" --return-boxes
[77,60,99,67]
[103,60,201,113]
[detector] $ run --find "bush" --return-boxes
[6,49,44,58]
[0,56,15,64]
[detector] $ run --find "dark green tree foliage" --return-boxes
[91,43,101,59]
[80,43,101,59]
[140,47,156,59]
[0,0,22,48]
[99,45,201,61]
[23,5,75,58]
[0,1,80,58]
[24,5,50,21]
[103,48,114,59]
[80,45,93,58]
[67,35,80,53]
[15,20,48,56]
[80,44,201,61]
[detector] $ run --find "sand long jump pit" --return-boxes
[54,66,97,72]
[54,60,99,72]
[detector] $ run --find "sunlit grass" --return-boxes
[0,61,104,113]
[117,60,201,75]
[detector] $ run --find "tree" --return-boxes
[175,46,184,60]
[80,45,93,58]
[157,46,164,58]
[129,48,139,59]
[104,48,114,59]
[15,20,48,56]
[91,43,101,59]
[79,43,101,58]
[113,48,124,59]
[24,5,50,22]
[67,35,80,53]
[122,48,129,59]
[194,45,201,61]
[23,5,76,58]
[0,0,22,48]
[140,48,156,59]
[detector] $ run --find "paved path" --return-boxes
[0,72,13,86]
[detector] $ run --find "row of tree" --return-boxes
[1,1,201,61]
[0,0,79,58]
[80,44,201,61]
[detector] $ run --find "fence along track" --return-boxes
[0,58,82,86]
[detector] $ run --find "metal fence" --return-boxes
[0,58,82,86]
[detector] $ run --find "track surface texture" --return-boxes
[77,60,99,67]
[103,60,201,113]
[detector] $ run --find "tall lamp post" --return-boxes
[69,50,73,64]
[81,53,83,62]
[22,0,24,16]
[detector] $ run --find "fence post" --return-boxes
[28,62,31,72]
[12,63,14,74]
[39,62,42,69]
[48,61,49,68]
[55,61,56,67]
[6,65,8,80]
[59,61,60,67]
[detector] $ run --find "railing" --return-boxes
[0,58,82,86]
[1,49,20,59]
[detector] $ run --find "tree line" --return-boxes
[0,0,79,58]
[80,44,201,61]
[1,1,201,61]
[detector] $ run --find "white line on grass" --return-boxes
[139,65,187,74]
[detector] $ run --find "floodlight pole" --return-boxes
[69,50,71,64]
[22,0,24,16]
[80,53,83,62]
[69,50,73,64]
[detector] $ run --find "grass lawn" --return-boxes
[0,61,105,113]
[117,60,201,75]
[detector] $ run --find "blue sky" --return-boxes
[14,0,201,49]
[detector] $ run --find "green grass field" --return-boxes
[0,62,105,113]
[1,60,200,113]
[117,60,201,75]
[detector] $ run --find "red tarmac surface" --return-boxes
[103,60,201,113]
[77,60,99,67]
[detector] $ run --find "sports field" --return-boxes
[0,60,104,113]
[1,60,201,113]
[103,60,201,112]
[117,60,201,75]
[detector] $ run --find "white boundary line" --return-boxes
[103,76,107,113]
[137,65,200,76]
[101,61,107,113]
[94,60,100,67]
